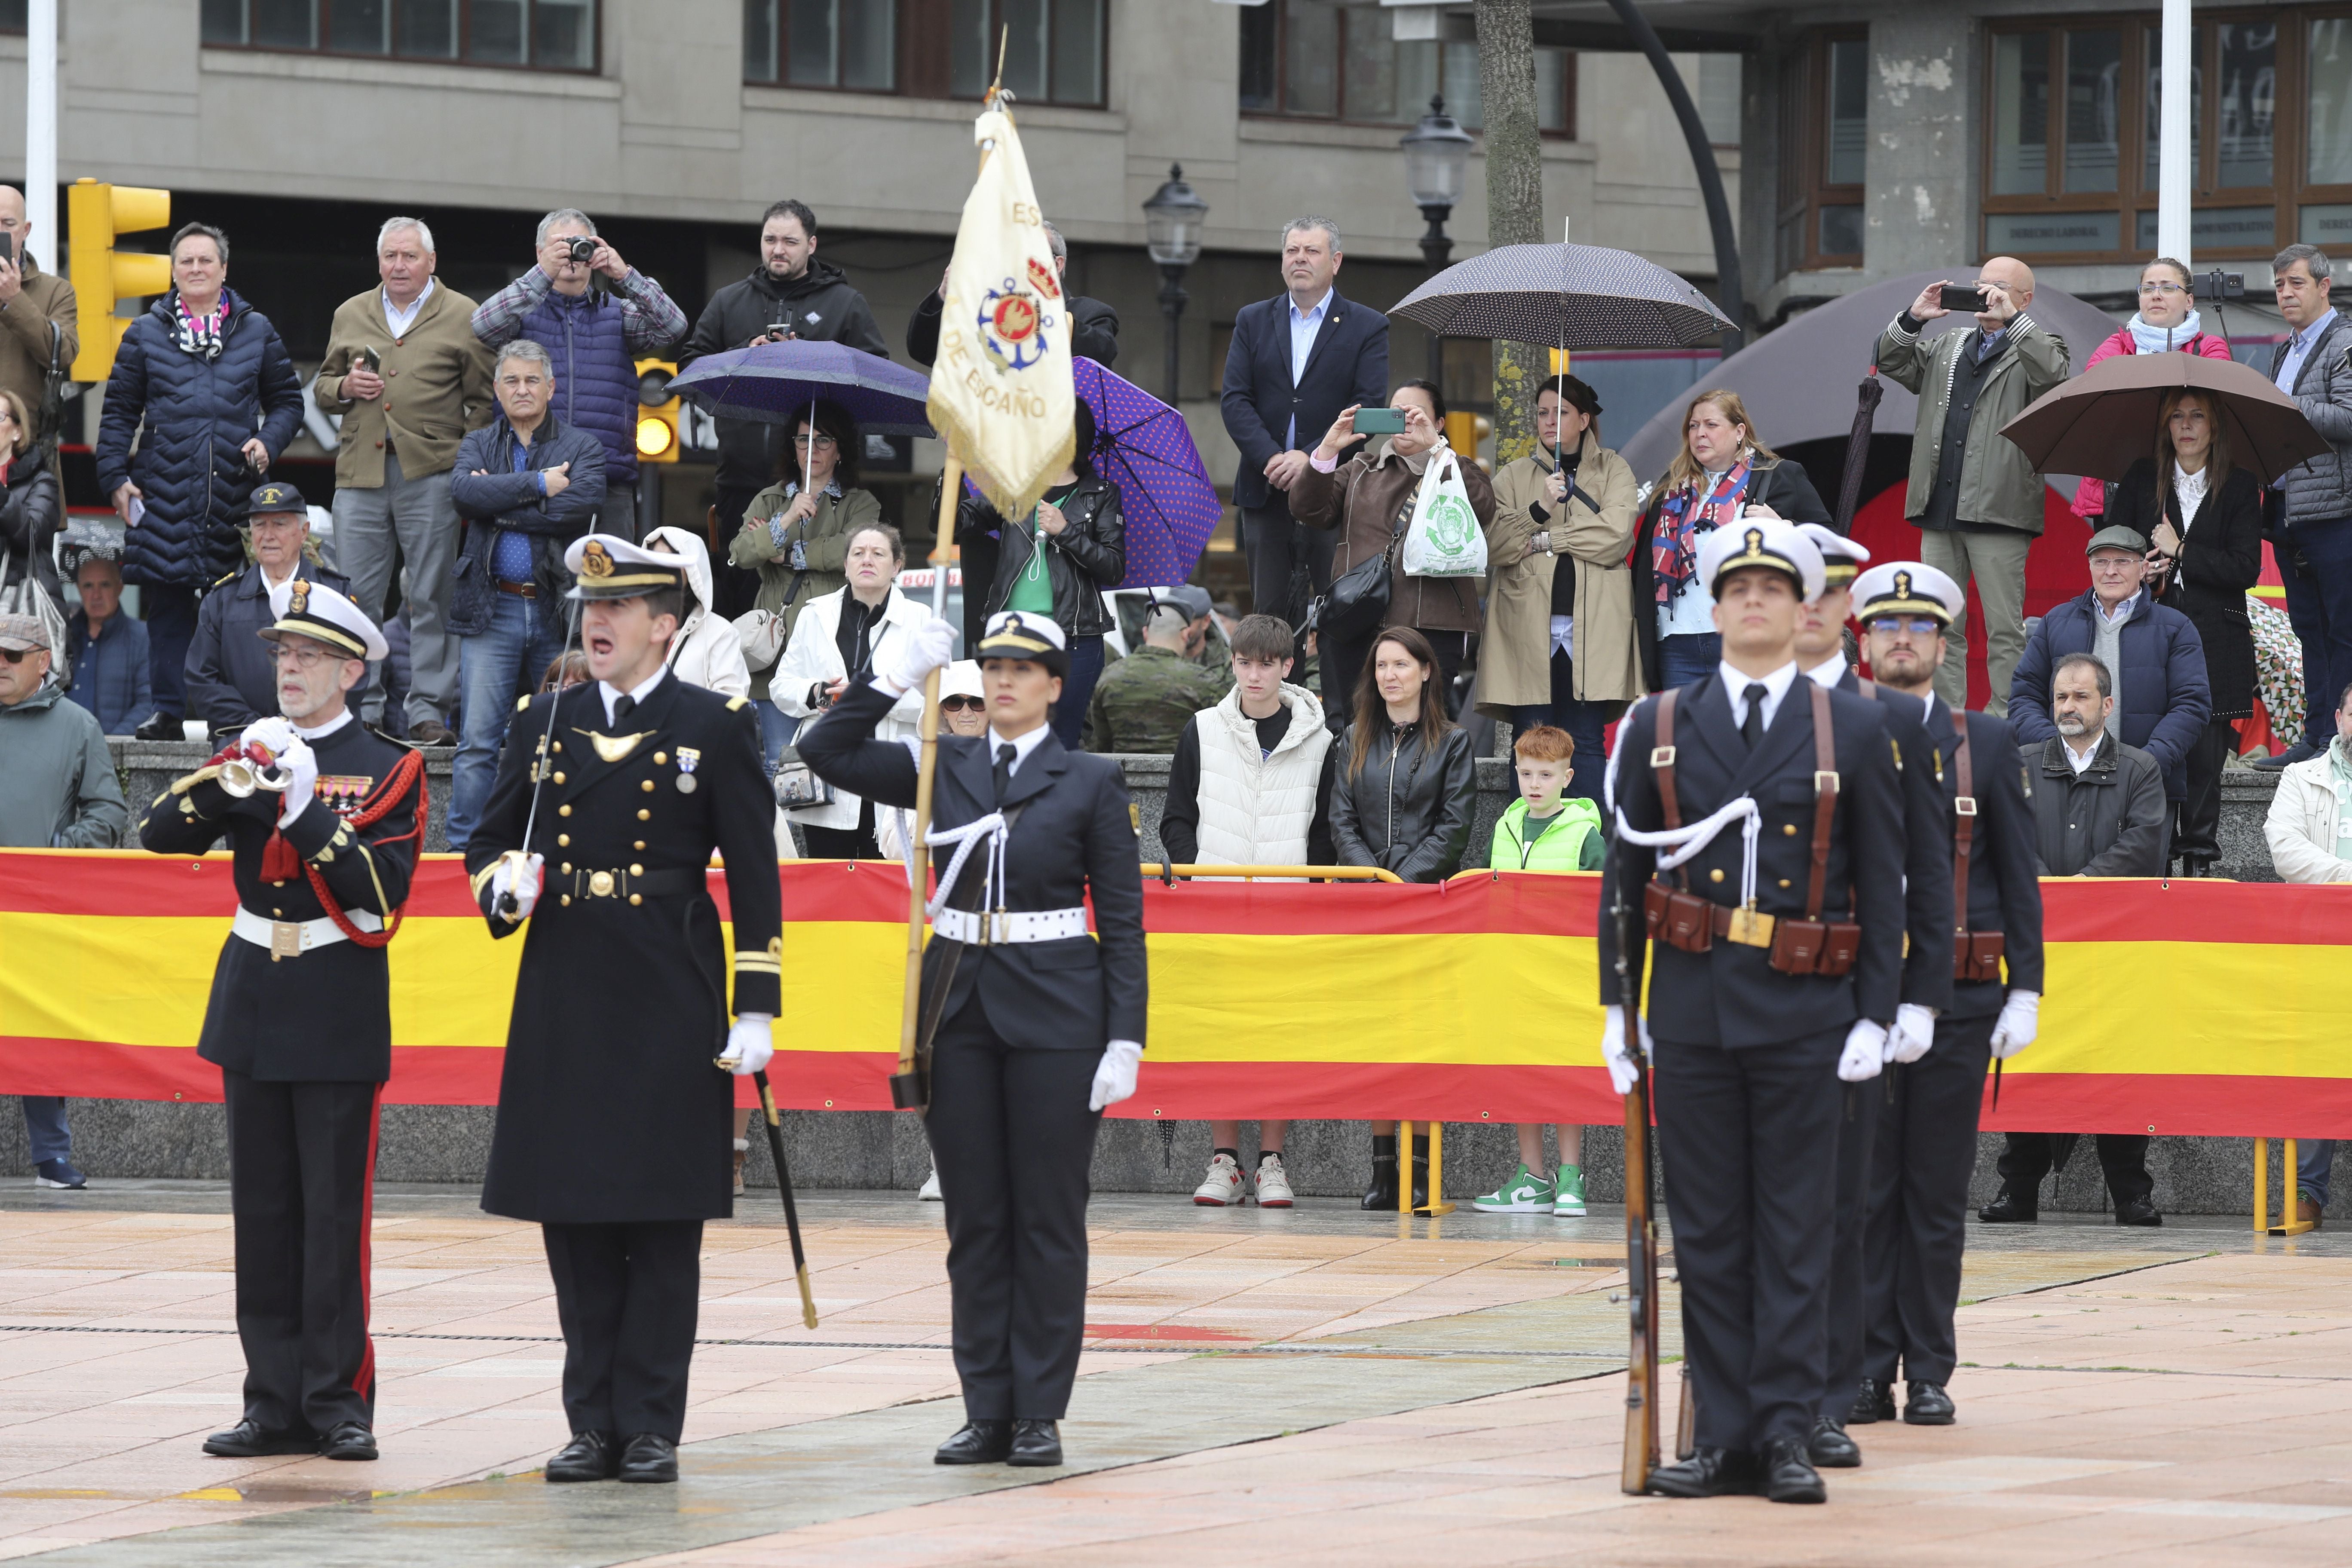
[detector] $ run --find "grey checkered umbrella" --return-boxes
[1389,242,1733,349]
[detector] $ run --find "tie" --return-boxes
[993,742,1017,802]
[1741,683,1768,752]
[612,694,635,725]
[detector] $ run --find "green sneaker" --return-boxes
[1473,1163,1555,1213]
[1552,1164,1588,1217]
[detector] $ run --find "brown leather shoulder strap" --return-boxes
[1651,688,1687,889]
[1853,675,1876,698]
[1951,707,1976,937]
[1804,681,1838,920]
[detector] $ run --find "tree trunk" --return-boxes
[1477,0,1545,467]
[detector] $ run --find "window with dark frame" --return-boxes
[744,0,1102,107]
[1985,7,2352,263]
[744,0,896,91]
[1775,29,1866,276]
[199,0,599,72]
[0,1,24,35]
[1239,0,1576,135]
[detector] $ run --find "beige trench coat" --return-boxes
[1476,432,1643,714]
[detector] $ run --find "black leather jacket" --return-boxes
[958,473,1124,639]
[1330,720,1477,883]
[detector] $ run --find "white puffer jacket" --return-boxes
[645,526,750,698]
[2265,744,2352,883]
[1193,682,1331,870]
[773,585,933,830]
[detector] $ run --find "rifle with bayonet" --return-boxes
[1614,830,1662,1495]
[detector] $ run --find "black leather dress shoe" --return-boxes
[202,1418,317,1457]
[1807,1415,1860,1468]
[544,1430,618,1482]
[1979,1190,2037,1223]
[1007,1418,1063,1467]
[134,713,184,742]
[1644,1446,1752,1498]
[2115,1195,2163,1226]
[1760,1434,1827,1503]
[934,1420,1013,1464]
[319,1421,377,1461]
[617,1433,678,1483]
[1904,1381,1957,1425]
[1847,1378,1895,1424]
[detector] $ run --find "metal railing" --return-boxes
[1145,864,1404,883]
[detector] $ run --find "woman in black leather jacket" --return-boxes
[0,392,61,605]
[956,401,1125,747]
[1329,625,1478,1212]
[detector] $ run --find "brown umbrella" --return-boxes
[2000,352,2328,484]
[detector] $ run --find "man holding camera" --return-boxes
[472,209,685,545]
[680,199,888,619]
[1875,260,2071,716]
[138,580,423,1464]
[0,184,77,443]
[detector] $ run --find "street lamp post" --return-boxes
[1400,95,1474,384]
[1142,163,1209,404]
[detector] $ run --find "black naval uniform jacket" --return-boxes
[464,674,782,1225]
[137,718,421,1082]
[1600,670,1906,1046]
[796,677,1148,1050]
[1833,669,1955,1016]
[1919,695,2044,1021]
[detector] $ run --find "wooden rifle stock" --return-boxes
[1614,845,1662,1494]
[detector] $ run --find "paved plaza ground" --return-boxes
[0,1182,2344,1565]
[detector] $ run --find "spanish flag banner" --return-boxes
[1,852,2349,1136]
[925,101,1075,524]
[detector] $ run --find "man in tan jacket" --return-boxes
[1476,377,1640,802]
[314,217,495,744]
[0,185,77,442]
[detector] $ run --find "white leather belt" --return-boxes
[231,906,383,961]
[931,906,1089,946]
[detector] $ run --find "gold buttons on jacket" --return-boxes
[560,894,572,906]
[637,808,650,821]
[1784,823,1798,836]
[1779,879,1792,889]
[559,804,572,817]
[557,834,570,847]
[553,772,566,784]
[641,779,655,793]
[629,864,643,876]
[633,840,645,851]
[629,894,642,906]
[560,863,573,875]
[1710,868,1725,883]
[655,752,667,764]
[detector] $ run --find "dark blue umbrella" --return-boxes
[669,340,934,436]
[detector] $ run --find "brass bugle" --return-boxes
[218,756,291,797]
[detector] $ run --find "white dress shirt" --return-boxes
[262,559,302,621]
[293,709,353,742]
[1803,655,1845,689]
[1283,288,1333,448]
[1719,658,1801,732]
[383,277,435,338]
[987,717,1053,779]
[2063,733,2104,775]
[598,666,668,726]
[2276,312,2334,394]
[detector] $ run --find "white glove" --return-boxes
[238,715,295,758]
[1890,1003,1938,1065]
[490,851,545,920]
[1838,1019,1888,1082]
[1600,1004,1654,1096]
[274,735,318,826]
[1990,989,2040,1060]
[881,617,959,697]
[719,1014,775,1076]
[1089,1038,1142,1111]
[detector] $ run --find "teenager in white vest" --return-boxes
[1159,612,1338,1208]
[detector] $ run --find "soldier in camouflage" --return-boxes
[1083,603,1226,753]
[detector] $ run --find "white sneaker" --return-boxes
[1193,1153,1244,1206]
[917,1165,943,1201]
[1254,1153,1295,1208]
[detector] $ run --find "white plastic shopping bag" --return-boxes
[1398,449,1487,578]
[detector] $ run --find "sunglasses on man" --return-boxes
[0,646,40,663]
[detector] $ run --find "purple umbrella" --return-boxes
[670,340,933,435]
[962,361,1220,589]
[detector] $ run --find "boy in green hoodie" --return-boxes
[1475,725,1602,1215]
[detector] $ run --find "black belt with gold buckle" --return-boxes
[557,865,704,906]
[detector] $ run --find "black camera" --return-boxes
[565,235,597,266]
[1938,284,1987,312]
[2193,269,2246,302]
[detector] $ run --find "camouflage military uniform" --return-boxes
[1082,644,1225,753]
[1191,632,1235,702]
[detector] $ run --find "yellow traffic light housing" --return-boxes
[67,178,172,383]
[1443,410,1492,461]
[634,359,680,463]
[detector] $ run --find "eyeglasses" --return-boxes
[940,695,986,712]
[796,433,839,450]
[272,644,340,670]
[1867,617,1942,637]
[2138,282,2188,297]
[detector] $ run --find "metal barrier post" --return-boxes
[2254,1137,2268,1233]
[2254,1137,2316,1236]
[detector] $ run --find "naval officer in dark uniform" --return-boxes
[797,608,1148,1471]
[138,579,424,1462]
[1846,561,2044,1430]
[1791,525,1954,1470]
[1599,521,1905,1504]
[464,533,783,1485]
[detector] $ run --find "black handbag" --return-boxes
[1308,476,1409,642]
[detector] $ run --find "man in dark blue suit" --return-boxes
[1846,561,2046,1427]
[1219,218,1389,626]
[1600,521,1906,1504]
[797,608,1148,1472]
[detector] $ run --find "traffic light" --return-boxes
[634,359,680,463]
[1443,410,1491,461]
[67,178,172,383]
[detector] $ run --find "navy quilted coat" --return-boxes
[97,289,303,588]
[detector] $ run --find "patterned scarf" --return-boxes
[1651,456,1753,606]
[173,296,228,362]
